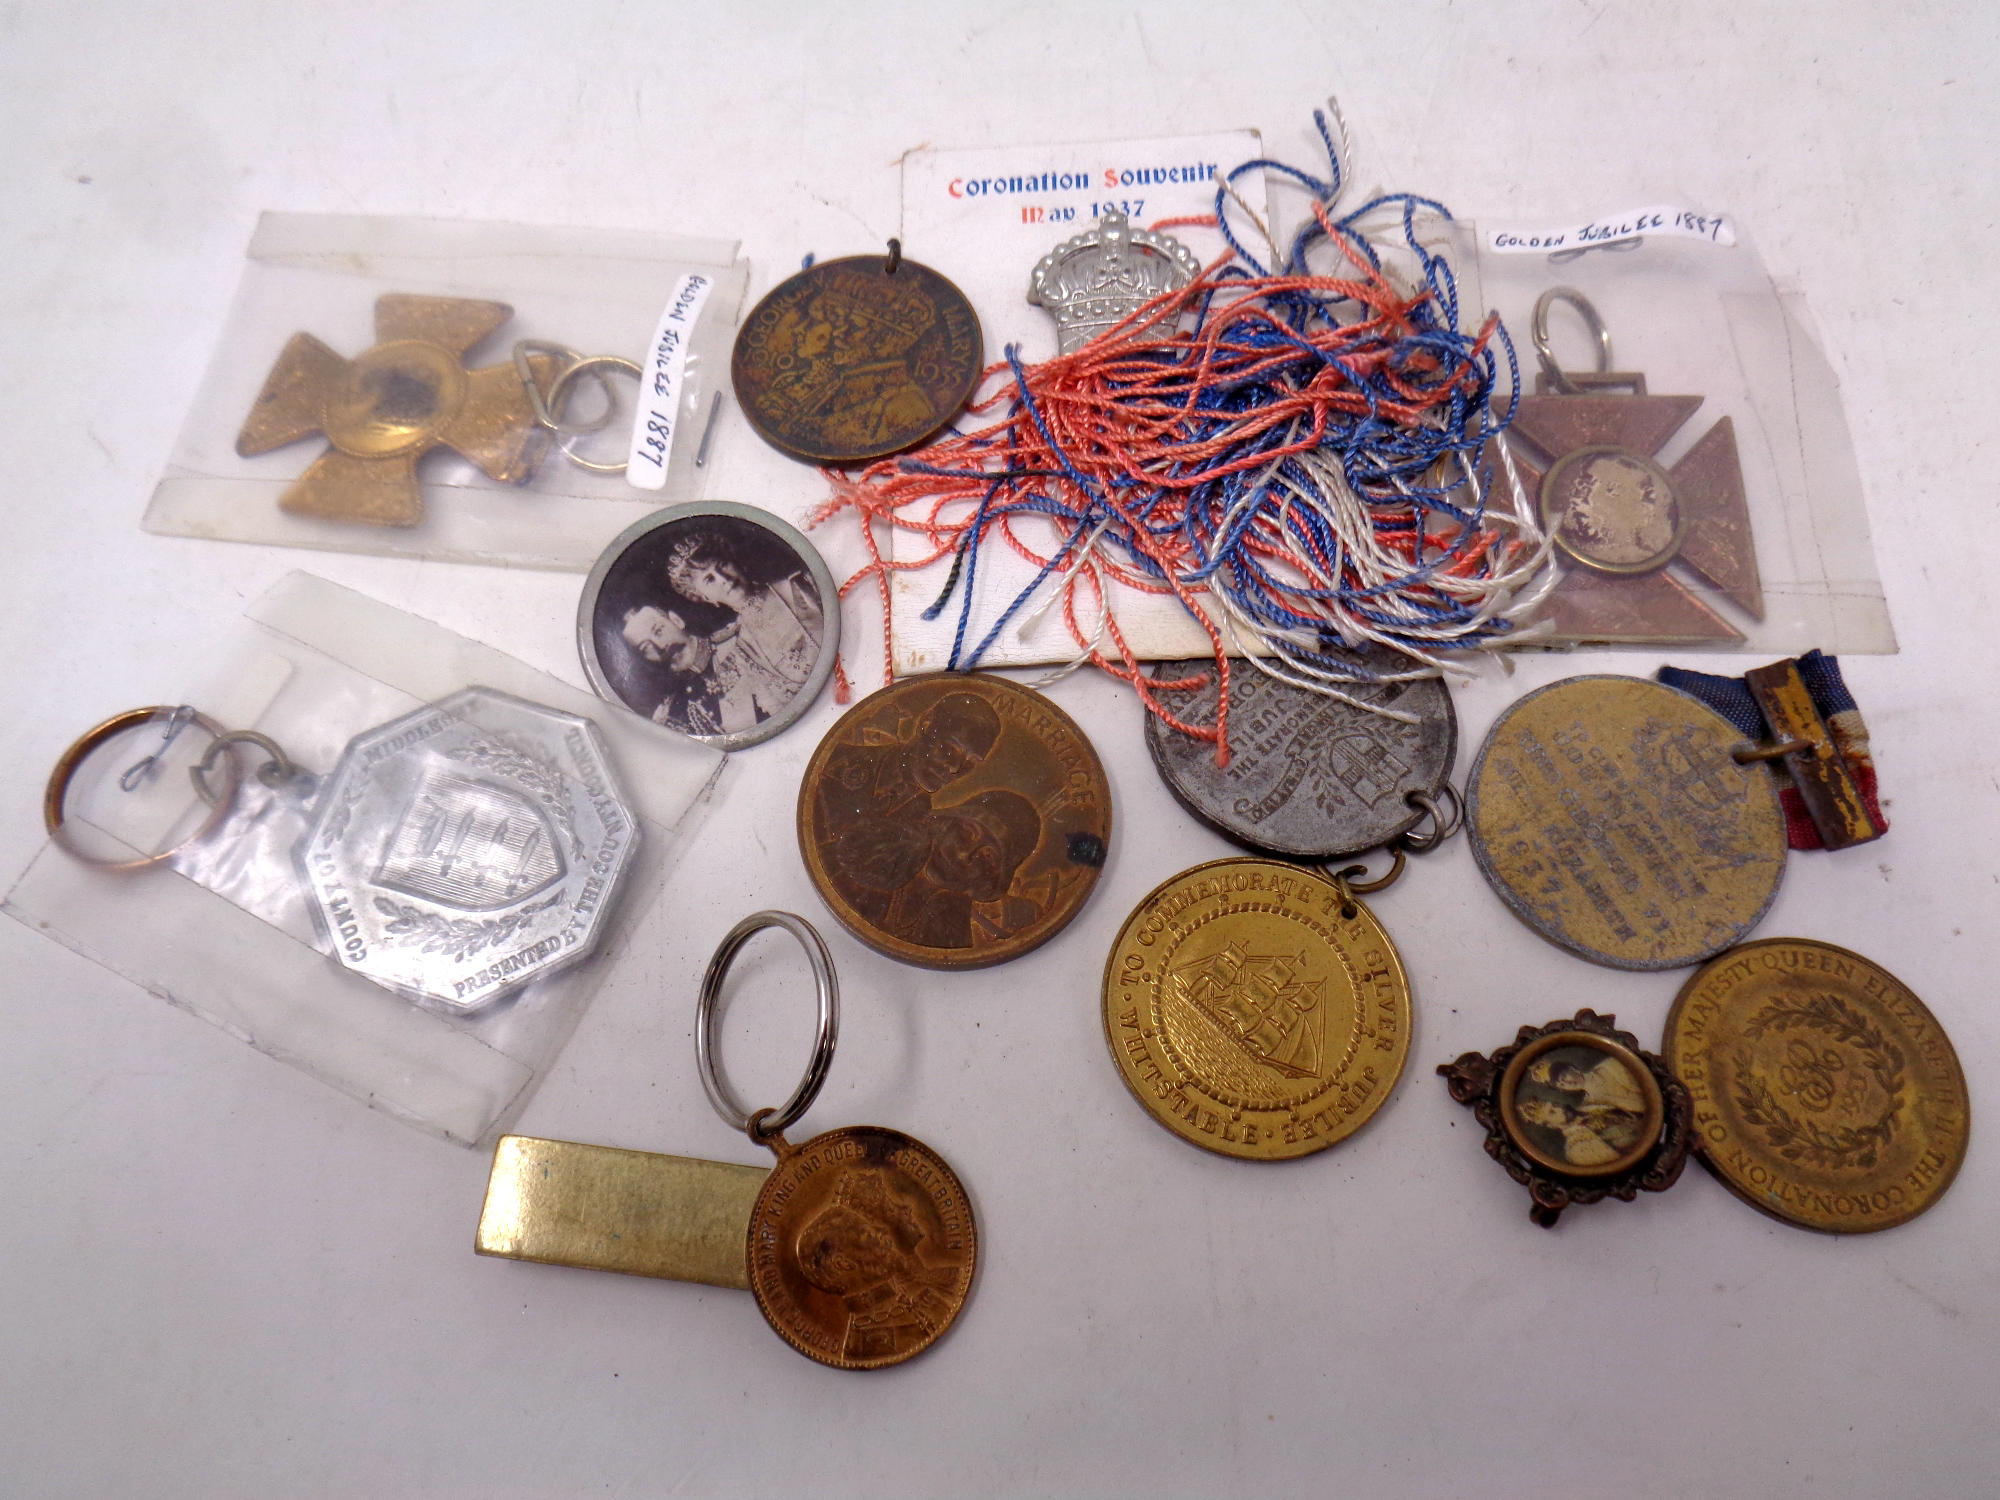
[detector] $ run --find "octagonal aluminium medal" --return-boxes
[300,687,638,1010]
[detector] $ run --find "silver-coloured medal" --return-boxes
[1027,209,1202,354]
[299,687,639,1009]
[1144,651,1457,861]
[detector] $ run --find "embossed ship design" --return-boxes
[374,767,565,911]
[1171,942,1325,1079]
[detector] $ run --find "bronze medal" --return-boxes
[731,246,983,465]
[1466,675,1787,970]
[1663,939,1969,1233]
[1511,287,1762,643]
[746,1125,976,1370]
[1102,858,1412,1160]
[797,674,1111,969]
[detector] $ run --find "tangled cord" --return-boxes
[811,109,1553,764]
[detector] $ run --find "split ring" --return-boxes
[549,355,644,474]
[696,910,840,1140]
[44,706,240,872]
[1531,287,1612,396]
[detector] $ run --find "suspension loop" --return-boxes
[1321,843,1406,917]
[1399,783,1463,854]
[191,730,308,807]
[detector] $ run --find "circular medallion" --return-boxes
[323,340,467,458]
[731,254,983,464]
[1143,652,1456,859]
[578,501,839,750]
[746,1125,977,1370]
[797,674,1111,969]
[1540,445,1686,575]
[300,687,639,1010]
[1101,858,1411,1160]
[1498,1029,1666,1178]
[1467,675,1786,970]
[1664,939,1969,1233]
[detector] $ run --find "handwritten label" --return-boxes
[1485,204,1736,255]
[625,271,714,490]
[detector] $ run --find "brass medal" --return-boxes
[746,1125,976,1370]
[1467,675,1787,969]
[1664,939,1969,1233]
[237,294,562,526]
[1102,858,1411,1160]
[731,248,983,464]
[797,674,1111,969]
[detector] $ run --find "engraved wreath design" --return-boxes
[444,735,583,859]
[373,890,564,962]
[1730,992,1905,1171]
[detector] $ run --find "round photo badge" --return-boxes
[579,501,840,751]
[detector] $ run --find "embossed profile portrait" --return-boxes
[800,675,1112,968]
[580,503,838,751]
[792,1166,966,1365]
[1501,1033,1664,1177]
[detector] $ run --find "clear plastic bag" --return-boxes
[4,573,723,1146]
[144,213,749,570]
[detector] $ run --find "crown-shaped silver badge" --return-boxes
[1027,210,1202,354]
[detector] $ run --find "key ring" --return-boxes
[696,910,839,1143]
[1531,286,1612,396]
[44,706,241,872]
[548,355,643,475]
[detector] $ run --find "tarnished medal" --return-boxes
[1102,858,1411,1160]
[1027,208,1202,354]
[797,673,1111,969]
[477,911,978,1370]
[1509,287,1762,643]
[1663,939,1968,1233]
[1439,1009,1693,1227]
[300,687,637,1009]
[1467,675,1788,970]
[237,294,638,526]
[1143,651,1457,860]
[731,243,983,465]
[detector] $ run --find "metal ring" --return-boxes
[43,707,239,872]
[1399,783,1463,854]
[549,355,643,474]
[1531,287,1612,396]
[191,730,307,807]
[696,910,839,1141]
[1321,842,1406,900]
[513,340,618,436]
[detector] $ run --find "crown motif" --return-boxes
[1027,210,1202,354]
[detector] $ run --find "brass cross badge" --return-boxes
[1507,288,1762,643]
[235,294,562,526]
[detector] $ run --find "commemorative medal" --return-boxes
[732,243,983,465]
[477,911,978,1370]
[45,687,639,1011]
[578,501,841,750]
[1102,858,1411,1160]
[1664,939,1968,1233]
[797,674,1111,970]
[1508,287,1762,643]
[237,294,642,525]
[1438,1009,1693,1226]
[1143,649,1458,861]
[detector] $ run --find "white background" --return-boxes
[4,4,1997,1496]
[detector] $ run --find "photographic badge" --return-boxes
[579,501,840,750]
